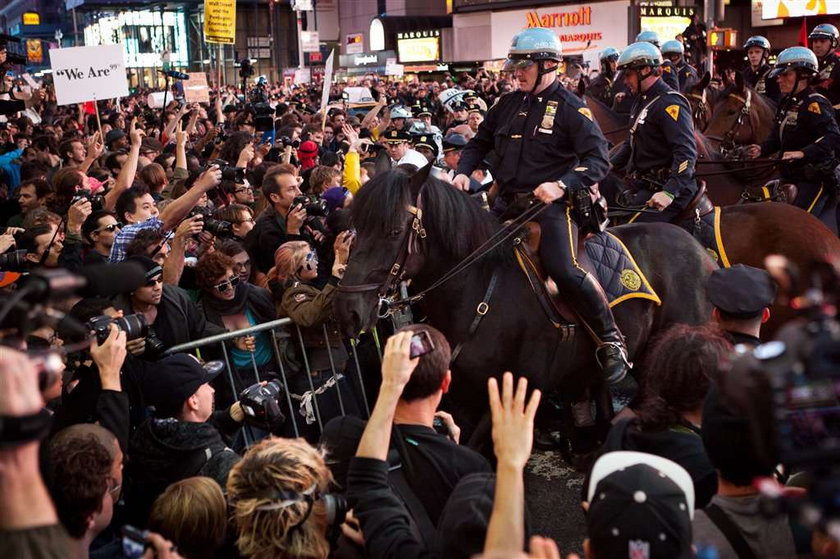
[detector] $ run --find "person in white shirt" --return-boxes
[383,129,428,170]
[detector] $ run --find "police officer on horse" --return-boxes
[636,31,680,91]
[809,24,840,119]
[661,40,698,92]
[610,42,698,222]
[589,47,621,106]
[745,47,840,234]
[742,36,781,103]
[452,27,630,384]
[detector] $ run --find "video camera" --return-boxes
[188,206,234,239]
[239,379,286,432]
[246,77,275,133]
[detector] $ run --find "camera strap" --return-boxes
[386,444,440,554]
[0,408,52,448]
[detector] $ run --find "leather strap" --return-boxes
[704,503,758,559]
[387,444,439,553]
[451,269,499,365]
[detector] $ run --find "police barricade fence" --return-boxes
[162,318,381,445]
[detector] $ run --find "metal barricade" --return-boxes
[162,318,380,444]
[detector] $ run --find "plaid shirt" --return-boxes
[109,216,163,263]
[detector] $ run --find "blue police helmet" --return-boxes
[661,40,684,56]
[600,47,620,62]
[505,27,562,70]
[768,46,819,78]
[617,41,663,71]
[809,23,840,46]
[635,30,661,48]
[743,35,771,52]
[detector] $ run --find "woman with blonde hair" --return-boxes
[147,476,228,559]
[265,235,359,442]
[227,438,344,559]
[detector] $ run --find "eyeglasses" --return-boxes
[213,276,240,293]
[107,476,122,500]
[96,223,120,233]
[234,186,253,194]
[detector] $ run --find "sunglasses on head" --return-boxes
[214,276,240,293]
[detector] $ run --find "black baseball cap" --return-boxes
[707,264,776,319]
[148,354,224,417]
[586,451,695,559]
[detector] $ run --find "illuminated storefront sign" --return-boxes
[640,5,696,49]
[397,30,441,63]
[83,10,189,69]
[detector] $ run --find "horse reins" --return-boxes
[687,89,709,129]
[337,188,550,316]
[705,90,752,153]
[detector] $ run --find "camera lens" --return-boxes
[0,249,28,272]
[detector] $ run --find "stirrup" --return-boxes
[595,341,631,385]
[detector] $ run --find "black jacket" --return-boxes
[611,78,698,198]
[244,205,308,273]
[743,63,781,104]
[124,418,240,524]
[456,80,610,195]
[816,51,840,117]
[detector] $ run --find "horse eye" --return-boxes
[390,228,403,237]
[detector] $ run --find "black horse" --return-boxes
[334,168,715,444]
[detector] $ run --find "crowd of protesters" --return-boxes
[0,32,839,559]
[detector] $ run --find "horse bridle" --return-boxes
[336,185,427,318]
[687,89,709,130]
[706,89,753,156]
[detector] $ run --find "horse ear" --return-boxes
[408,161,433,199]
[735,70,745,93]
[374,148,391,177]
[576,78,587,98]
[699,71,711,90]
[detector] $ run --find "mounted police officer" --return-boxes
[661,40,698,92]
[742,36,781,103]
[809,23,840,118]
[589,47,620,106]
[636,30,680,91]
[610,42,698,222]
[745,47,840,234]
[452,27,629,384]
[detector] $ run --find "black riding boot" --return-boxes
[570,273,630,384]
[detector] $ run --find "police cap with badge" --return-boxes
[706,264,776,318]
[450,100,468,112]
[384,129,411,143]
[413,103,433,118]
[412,134,438,158]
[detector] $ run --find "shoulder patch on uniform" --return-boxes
[663,65,672,73]
[578,107,593,121]
[665,104,680,121]
[294,293,309,303]
[808,102,822,115]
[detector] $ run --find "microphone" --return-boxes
[158,70,190,80]
[21,261,148,302]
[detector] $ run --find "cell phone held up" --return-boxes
[409,330,435,359]
[121,525,148,558]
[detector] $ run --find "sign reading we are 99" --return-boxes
[49,44,129,105]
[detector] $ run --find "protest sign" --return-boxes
[320,50,335,112]
[185,72,210,103]
[294,68,311,85]
[49,44,129,106]
[204,0,236,44]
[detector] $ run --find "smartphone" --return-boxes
[121,525,148,558]
[409,330,435,359]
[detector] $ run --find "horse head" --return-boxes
[686,71,713,131]
[704,71,775,151]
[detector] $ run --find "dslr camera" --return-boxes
[0,249,29,272]
[292,194,328,216]
[239,379,286,432]
[277,136,300,150]
[207,159,246,183]
[188,206,234,239]
[71,189,105,212]
[87,313,148,345]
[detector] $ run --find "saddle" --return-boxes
[674,181,715,223]
[741,180,798,204]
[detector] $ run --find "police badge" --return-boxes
[539,100,558,133]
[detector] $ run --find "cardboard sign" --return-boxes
[204,0,236,44]
[185,72,210,103]
[49,44,129,106]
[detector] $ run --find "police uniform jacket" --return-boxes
[759,87,840,181]
[675,61,699,92]
[456,80,610,195]
[610,78,697,198]
[278,276,348,371]
[589,71,617,106]
[743,63,781,104]
[815,51,840,115]
[661,60,681,91]
[611,72,634,115]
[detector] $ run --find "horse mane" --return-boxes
[352,169,508,265]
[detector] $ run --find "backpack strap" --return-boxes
[704,503,758,559]
[387,441,440,554]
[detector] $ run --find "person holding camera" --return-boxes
[267,233,358,442]
[245,167,312,276]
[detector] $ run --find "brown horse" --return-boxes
[584,94,629,146]
[704,71,776,154]
[684,72,722,132]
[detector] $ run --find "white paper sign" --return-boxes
[320,50,335,111]
[185,72,210,103]
[49,44,129,105]
[294,68,312,85]
[301,31,320,53]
